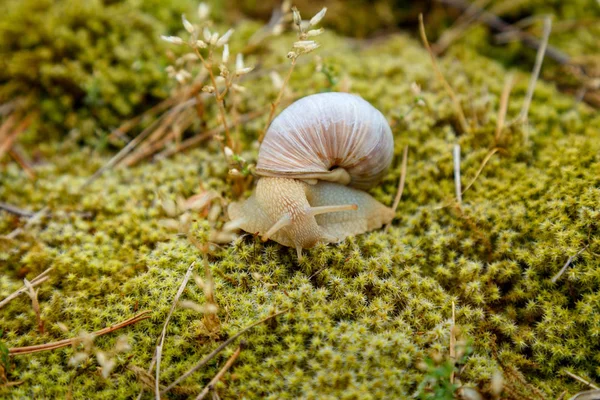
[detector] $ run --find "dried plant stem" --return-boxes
[551,245,590,283]
[23,278,44,334]
[80,99,196,190]
[0,267,53,309]
[385,145,408,232]
[0,113,36,160]
[0,202,34,218]
[8,147,35,180]
[160,309,289,395]
[153,262,196,400]
[453,144,462,203]
[495,74,514,143]
[563,370,600,390]
[518,17,552,123]
[156,108,268,160]
[461,147,500,195]
[195,344,244,400]
[418,14,469,134]
[194,49,232,150]
[9,311,151,355]
[259,59,296,143]
[449,301,456,384]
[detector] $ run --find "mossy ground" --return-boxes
[1,4,600,400]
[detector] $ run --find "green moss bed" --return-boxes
[1,2,600,399]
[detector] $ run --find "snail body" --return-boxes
[227,92,395,258]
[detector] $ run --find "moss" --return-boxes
[1,5,600,399]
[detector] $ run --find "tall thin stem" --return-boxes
[259,58,296,142]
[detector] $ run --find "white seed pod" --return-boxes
[256,92,394,190]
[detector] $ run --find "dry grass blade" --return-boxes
[552,244,591,283]
[195,344,244,400]
[418,14,469,134]
[0,113,36,160]
[23,278,44,334]
[156,108,267,160]
[160,309,289,395]
[80,98,197,190]
[495,74,514,143]
[259,59,297,143]
[461,147,500,196]
[518,17,552,123]
[563,370,600,390]
[154,262,196,400]
[453,144,462,203]
[9,311,151,355]
[0,202,34,218]
[8,146,35,180]
[385,145,408,232]
[0,267,53,309]
[449,301,456,384]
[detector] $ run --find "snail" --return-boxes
[227,92,395,258]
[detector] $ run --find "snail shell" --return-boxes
[256,92,394,190]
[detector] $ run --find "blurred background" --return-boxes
[0,0,598,148]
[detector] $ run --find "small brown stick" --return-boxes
[195,344,244,400]
[154,262,196,400]
[494,74,514,144]
[9,311,151,355]
[385,145,408,232]
[461,147,500,196]
[419,14,469,134]
[551,245,590,284]
[160,309,289,395]
[453,144,462,203]
[259,58,297,143]
[563,370,600,390]
[0,202,34,218]
[518,17,552,124]
[0,267,53,309]
[23,278,44,334]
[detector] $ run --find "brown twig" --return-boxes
[419,14,469,134]
[160,309,289,395]
[9,311,151,355]
[195,344,244,400]
[461,147,500,196]
[385,145,408,232]
[0,267,53,309]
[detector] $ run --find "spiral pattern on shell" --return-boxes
[256,92,394,190]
